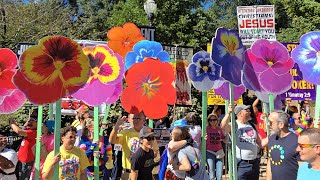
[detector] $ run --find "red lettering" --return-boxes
[259,19,266,28]
[246,19,252,28]
[252,19,258,28]
[239,19,245,28]
[267,19,274,28]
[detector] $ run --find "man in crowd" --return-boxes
[42,126,90,180]
[109,112,159,180]
[267,110,299,180]
[130,126,158,180]
[221,104,268,180]
[296,128,320,179]
[0,133,18,180]
[10,112,37,179]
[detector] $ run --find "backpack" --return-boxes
[159,146,169,180]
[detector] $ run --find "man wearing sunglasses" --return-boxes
[296,128,320,179]
[130,126,158,180]
[109,112,159,180]
[267,110,299,180]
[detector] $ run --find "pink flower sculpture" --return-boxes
[243,39,294,95]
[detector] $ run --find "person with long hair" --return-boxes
[167,126,209,179]
[206,114,225,180]
[30,120,55,180]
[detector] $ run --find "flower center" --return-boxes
[54,61,65,71]
[317,51,320,56]
[267,61,274,67]
[221,34,239,56]
[202,66,209,72]
[139,75,162,99]
[91,67,100,79]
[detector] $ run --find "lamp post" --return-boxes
[144,0,157,27]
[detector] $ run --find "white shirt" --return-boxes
[0,148,17,180]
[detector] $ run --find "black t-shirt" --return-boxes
[268,132,299,180]
[130,147,155,180]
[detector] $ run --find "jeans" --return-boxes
[237,158,260,180]
[206,151,223,180]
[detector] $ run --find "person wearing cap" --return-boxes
[130,126,159,180]
[109,112,159,180]
[10,112,38,180]
[0,133,18,180]
[30,120,55,180]
[221,104,268,180]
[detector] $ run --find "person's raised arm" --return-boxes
[256,133,268,148]
[220,105,233,133]
[253,98,259,115]
[168,140,187,153]
[109,116,126,144]
[9,119,27,137]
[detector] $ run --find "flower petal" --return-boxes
[72,80,115,106]
[244,49,269,73]
[214,81,245,100]
[259,69,293,95]
[251,40,289,63]
[191,76,215,92]
[243,64,265,92]
[271,58,294,76]
[0,48,18,69]
[105,82,122,104]
[0,70,15,89]
[121,86,143,114]
[0,89,26,114]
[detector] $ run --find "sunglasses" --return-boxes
[298,143,319,149]
[209,118,218,122]
[143,136,155,141]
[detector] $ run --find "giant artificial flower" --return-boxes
[291,31,320,84]
[125,40,170,70]
[121,58,176,119]
[0,48,26,114]
[214,80,245,101]
[187,51,221,91]
[72,45,124,106]
[211,27,246,86]
[243,39,294,95]
[0,48,18,89]
[107,22,146,59]
[13,36,90,105]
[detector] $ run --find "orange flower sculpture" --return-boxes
[107,22,145,59]
[13,36,90,105]
[121,58,176,119]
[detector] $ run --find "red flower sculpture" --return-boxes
[107,22,146,59]
[13,36,90,105]
[121,58,176,119]
[0,48,26,114]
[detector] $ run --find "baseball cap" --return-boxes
[139,126,154,138]
[169,119,191,130]
[234,105,251,115]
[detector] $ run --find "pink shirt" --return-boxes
[206,126,225,152]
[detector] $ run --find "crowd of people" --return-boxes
[0,98,319,180]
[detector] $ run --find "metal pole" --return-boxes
[34,106,43,180]
[201,92,207,166]
[53,99,61,180]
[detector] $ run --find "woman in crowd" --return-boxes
[185,112,202,149]
[30,120,55,180]
[167,124,209,179]
[206,114,225,180]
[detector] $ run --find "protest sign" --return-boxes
[237,5,276,45]
[207,89,243,105]
[280,42,316,100]
[163,45,193,106]
[153,128,170,147]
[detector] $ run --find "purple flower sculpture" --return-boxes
[214,80,245,100]
[243,39,294,95]
[187,51,221,91]
[291,31,320,84]
[211,27,246,86]
[125,40,170,70]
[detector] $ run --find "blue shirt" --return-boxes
[297,162,320,180]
